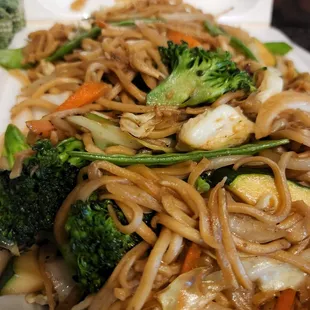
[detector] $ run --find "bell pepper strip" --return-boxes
[26,120,54,138]
[181,243,202,273]
[167,29,201,48]
[56,82,109,112]
[274,289,296,310]
[68,139,289,166]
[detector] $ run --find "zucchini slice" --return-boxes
[0,246,43,295]
[211,167,310,206]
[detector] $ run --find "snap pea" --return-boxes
[264,42,292,56]
[204,20,258,61]
[68,139,289,166]
[46,26,102,62]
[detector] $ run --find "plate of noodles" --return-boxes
[0,0,310,309]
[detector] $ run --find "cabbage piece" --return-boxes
[67,116,141,150]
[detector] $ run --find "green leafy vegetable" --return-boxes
[3,124,30,169]
[204,20,258,61]
[264,42,293,56]
[68,139,289,166]
[146,41,255,107]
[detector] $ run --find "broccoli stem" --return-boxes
[204,21,258,61]
[68,139,289,166]
[3,124,30,169]
[46,26,102,62]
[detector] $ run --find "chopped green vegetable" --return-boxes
[3,124,30,169]
[0,48,26,69]
[195,176,210,193]
[207,167,310,207]
[264,42,293,56]
[109,18,162,27]
[67,115,141,150]
[204,20,224,36]
[230,37,258,61]
[146,41,255,107]
[68,139,289,166]
[46,26,102,62]
[204,20,258,61]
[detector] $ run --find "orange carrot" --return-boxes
[181,243,201,273]
[96,19,107,28]
[167,29,201,48]
[26,120,54,138]
[56,82,109,112]
[274,289,296,310]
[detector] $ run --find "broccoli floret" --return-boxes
[146,41,255,107]
[0,125,87,251]
[65,198,145,293]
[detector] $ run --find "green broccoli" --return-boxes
[0,0,25,48]
[65,197,152,293]
[0,125,86,252]
[146,41,255,107]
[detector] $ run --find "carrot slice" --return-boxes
[167,29,201,48]
[274,289,296,310]
[181,243,201,273]
[26,120,54,138]
[56,82,109,112]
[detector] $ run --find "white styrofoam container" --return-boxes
[1,0,310,135]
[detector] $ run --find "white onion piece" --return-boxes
[256,67,283,103]
[157,269,225,310]
[157,255,308,309]
[242,256,306,291]
[255,91,310,139]
[45,258,75,302]
[230,214,287,243]
[0,295,45,310]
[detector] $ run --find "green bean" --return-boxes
[229,37,258,61]
[69,139,289,166]
[46,26,102,62]
[109,18,162,27]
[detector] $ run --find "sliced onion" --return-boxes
[157,269,225,310]
[230,214,287,243]
[45,258,76,302]
[260,150,310,171]
[255,91,310,139]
